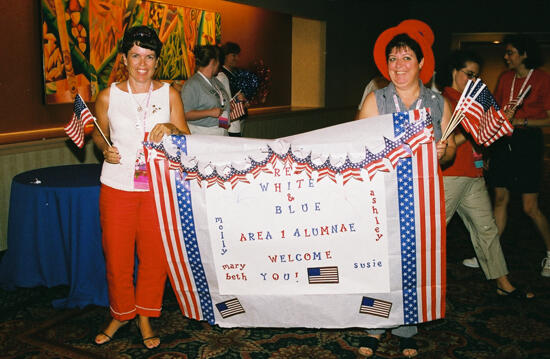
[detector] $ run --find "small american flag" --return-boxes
[230,99,246,121]
[307,266,339,284]
[64,94,94,148]
[359,296,392,318]
[457,81,513,146]
[215,298,245,318]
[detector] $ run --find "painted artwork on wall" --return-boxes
[41,0,221,104]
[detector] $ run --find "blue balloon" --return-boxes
[233,69,259,101]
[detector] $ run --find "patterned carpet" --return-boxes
[2,163,550,358]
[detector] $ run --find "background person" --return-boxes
[217,42,248,136]
[181,45,230,136]
[354,74,389,121]
[441,49,534,299]
[91,25,189,349]
[357,19,456,358]
[486,34,550,277]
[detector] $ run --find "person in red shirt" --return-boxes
[442,50,534,298]
[487,34,550,277]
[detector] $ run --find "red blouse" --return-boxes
[441,87,483,178]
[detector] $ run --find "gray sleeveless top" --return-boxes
[374,82,444,141]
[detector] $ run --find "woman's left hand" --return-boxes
[149,123,182,143]
[436,140,448,160]
[235,93,250,108]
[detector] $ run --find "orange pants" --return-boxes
[99,185,167,321]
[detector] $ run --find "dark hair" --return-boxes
[222,42,241,56]
[120,26,162,58]
[220,42,241,66]
[385,33,423,62]
[193,45,221,68]
[503,34,542,69]
[442,49,483,87]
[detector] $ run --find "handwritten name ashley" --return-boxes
[369,189,383,241]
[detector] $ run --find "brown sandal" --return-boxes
[94,320,129,345]
[399,337,418,358]
[142,335,161,349]
[497,287,535,300]
[135,319,160,349]
[358,335,380,357]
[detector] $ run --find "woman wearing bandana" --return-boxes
[92,26,189,349]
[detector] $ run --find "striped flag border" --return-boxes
[392,110,446,325]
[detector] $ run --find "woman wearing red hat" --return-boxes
[357,20,455,358]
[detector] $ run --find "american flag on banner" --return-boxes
[64,94,95,148]
[307,266,340,284]
[359,296,392,318]
[215,298,245,318]
[230,99,246,121]
[145,109,445,328]
[448,79,513,146]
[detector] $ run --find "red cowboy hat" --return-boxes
[373,19,435,84]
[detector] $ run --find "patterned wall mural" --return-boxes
[41,0,221,104]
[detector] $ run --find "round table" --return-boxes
[0,164,108,308]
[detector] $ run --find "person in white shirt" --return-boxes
[217,42,248,136]
[92,25,189,349]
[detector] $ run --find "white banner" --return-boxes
[146,108,446,328]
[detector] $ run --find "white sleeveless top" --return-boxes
[100,82,171,191]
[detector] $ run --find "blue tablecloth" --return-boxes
[0,164,108,308]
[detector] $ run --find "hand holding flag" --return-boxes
[509,84,531,112]
[441,79,513,146]
[229,90,246,121]
[64,94,94,148]
[502,84,531,123]
[230,99,246,121]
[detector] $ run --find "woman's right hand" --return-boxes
[436,140,448,160]
[103,146,121,164]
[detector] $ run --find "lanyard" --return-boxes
[128,82,153,132]
[223,65,235,77]
[393,94,422,112]
[198,71,225,106]
[509,69,533,103]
